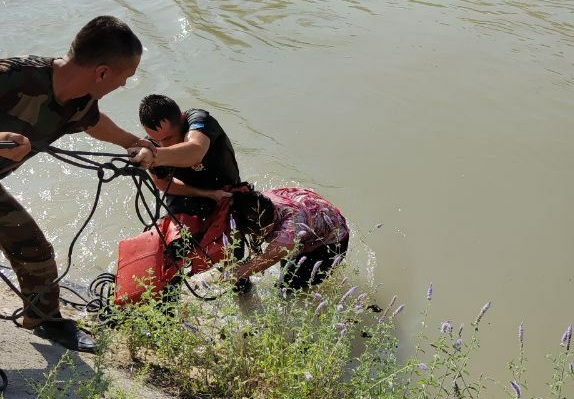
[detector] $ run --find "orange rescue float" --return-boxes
[114,199,235,305]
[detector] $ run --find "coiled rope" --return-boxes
[0,144,220,326]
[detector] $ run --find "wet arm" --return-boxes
[86,113,151,149]
[234,241,295,280]
[152,130,210,168]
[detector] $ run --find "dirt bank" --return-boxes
[0,284,176,399]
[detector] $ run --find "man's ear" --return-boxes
[94,65,110,82]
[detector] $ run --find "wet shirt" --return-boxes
[0,56,100,178]
[150,108,241,215]
[264,187,349,255]
[172,108,240,189]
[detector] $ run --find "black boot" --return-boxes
[34,318,96,353]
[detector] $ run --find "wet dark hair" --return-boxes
[68,16,142,67]
[139,94,183,130]
[232,191,275,237]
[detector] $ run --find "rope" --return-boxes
[0,143,229,329]
[0,144,233,389]
[0,145,161,322]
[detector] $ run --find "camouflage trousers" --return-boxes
[0,183,60,329]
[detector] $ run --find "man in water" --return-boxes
[136,94,247,293]
[137,94,241,217]
[0,15,155,353]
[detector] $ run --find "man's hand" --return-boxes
[128,146,155,169]
[128,138,157,155]
[208,189,233,202]
[0,132,31,161]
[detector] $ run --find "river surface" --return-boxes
[1,0,573,396]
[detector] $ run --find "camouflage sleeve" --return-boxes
[65,98,100,133]
[76,100,100,132]
[0,60,28,112]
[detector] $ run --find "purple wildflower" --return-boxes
[510,380,521,398]
[315,300,327,315]
[357,293,368,302]
[310,260,323,281]
[183,321,199,334]
[332,255,343,268]
[453,338,462,351]
[418,363,429,371]
[426,283,433,301]
[474,301,492,326]
[229,215,237,231]
[519,321,524,351]
[341,277,349,285]
[335,322,347,331]
[222,270,231,280]
[336,304,344,312]
[560,324,572,350]
[222,233,230,247]
[298,256,308,265]
[280,287,287,299]
[339,286,358,304]
[391,304,405,318]
[304,371,313,381]
[440,321,452,334]
[382,294,398,317]
[313,292,323,301]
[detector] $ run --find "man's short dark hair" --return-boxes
[139,94,182,130]
[68,16,142,67]
[232,191,275,236]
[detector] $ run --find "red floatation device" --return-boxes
[114,185,250,305]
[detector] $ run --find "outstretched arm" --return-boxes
[233,240,295,280]
[86,113,149,148]
[86,112,156,168]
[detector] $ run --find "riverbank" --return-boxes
[0,284,176,399]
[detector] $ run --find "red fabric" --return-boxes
[115,184,251,305]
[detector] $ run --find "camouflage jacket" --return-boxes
[0,55,100,178]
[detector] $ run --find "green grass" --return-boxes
[27,267,573,399]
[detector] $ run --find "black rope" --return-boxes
[0,144,236,390]
[183,277,220,301]
[0,143,228,327]
[0,146,154,322]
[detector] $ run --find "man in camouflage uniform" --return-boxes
[0,16,156,353]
